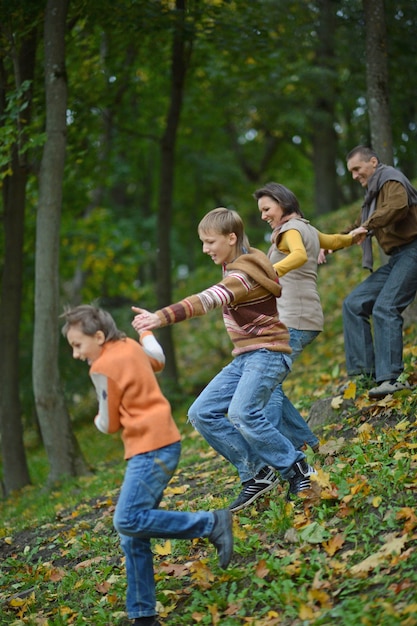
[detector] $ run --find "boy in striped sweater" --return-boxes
[132,208,316,513]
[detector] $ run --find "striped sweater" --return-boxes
[156,247,291,355]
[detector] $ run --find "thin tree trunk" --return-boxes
[156,0,191,385]
[0,145,32,495]
[33,0,88,483]
[363,0,392,265]
[0,29,37,495]
[363,0,393,164]
[311,0,339,214]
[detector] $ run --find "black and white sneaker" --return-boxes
[228,466,280,513]
[286,460,316,501]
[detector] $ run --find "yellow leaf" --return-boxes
[331,396,344,409]
[379,534,408,556]
[350,552,385,575]
[372,496,382,508]
[323,533,345,556]
[190,560,215,587]
[299,604,316,619]
[311,468,332,489]
[59,606,75,616]
[308,588,332,608]
[357,422,374,434]
[163,484,190,496]
[343,381,357,399]
[350,534,408,575]
[154,540,172,555]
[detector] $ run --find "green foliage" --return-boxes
[0,80,46,178]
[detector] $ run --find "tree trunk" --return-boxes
[156,0,191,385]
[364,0,392,266]
[0,146,32,495]
[311,0,339,214]
[33,0,88,484]
[363,0,393,164]
[0,28,37,495]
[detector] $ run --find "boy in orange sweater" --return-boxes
[61,305,233,626]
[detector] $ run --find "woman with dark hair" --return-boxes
[254,182,364,449]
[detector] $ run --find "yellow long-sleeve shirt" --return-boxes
[272,229,353,277]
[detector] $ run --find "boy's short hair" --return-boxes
[61,304,126,341]
[198,207,250,254]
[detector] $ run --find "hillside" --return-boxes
[1,205,417,626]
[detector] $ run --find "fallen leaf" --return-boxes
[95,581,111,593]
[74,556,103,570]
[350,534,408,575]
[299,603,316,619]
[163,485,190,496]
[331,396,344,409]
[154,540,172,555]
[319,438,346,455]
[343,381,357,399]
[299,522,330,544]
[255,559,269,579]
[323,533,345,556]
[189,560,215,587]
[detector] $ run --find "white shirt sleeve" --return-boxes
[90,372,110,433]
[139,331,166,366]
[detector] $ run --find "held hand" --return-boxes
[131,306,161,332]
[349,226,368,244]
[318,249,333,264]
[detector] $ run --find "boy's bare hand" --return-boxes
[131,306,161,332]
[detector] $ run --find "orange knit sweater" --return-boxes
[89,335,180,459]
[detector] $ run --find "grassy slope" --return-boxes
[1,206,417,626]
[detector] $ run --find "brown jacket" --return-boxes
[352,180,417,254]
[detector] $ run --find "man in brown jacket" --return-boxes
[342,145,417,398]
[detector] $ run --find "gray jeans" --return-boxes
[343,239,417,383]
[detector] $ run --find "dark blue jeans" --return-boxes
[343,238,417,383]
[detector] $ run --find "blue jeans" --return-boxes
[188,350,304,484]
[343,238,417,383]
[113,442,216,619]
[270,328,320,450]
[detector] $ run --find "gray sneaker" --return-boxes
[368,379,411,399]
[209,509,234,569]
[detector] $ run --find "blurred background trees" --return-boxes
[1,0,417,493]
